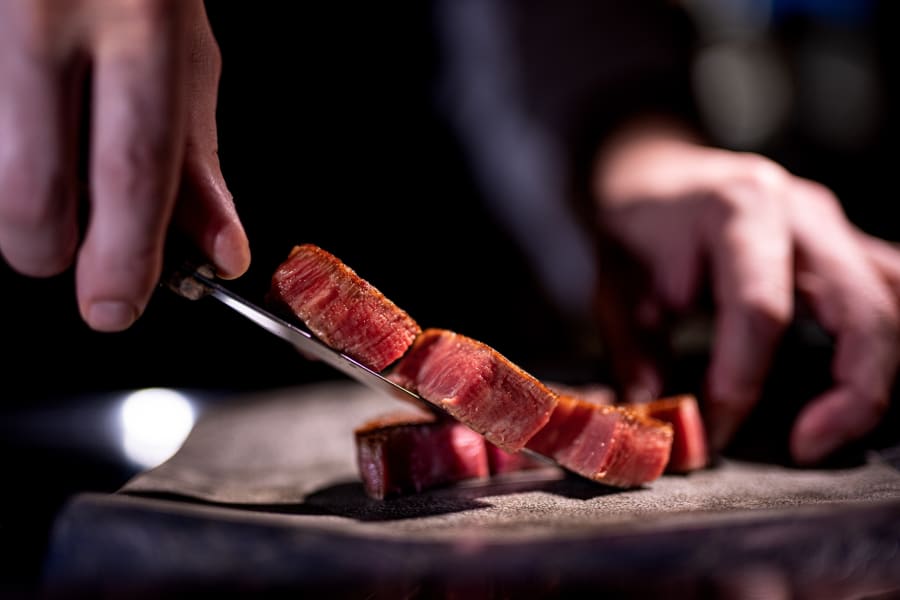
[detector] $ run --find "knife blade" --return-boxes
[162,260,559,468]
[163,260,434,408]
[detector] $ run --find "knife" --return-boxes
[163,259,434,407]
[162,259,560,468]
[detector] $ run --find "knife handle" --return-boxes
[163,261,218,301]
[160,232,218,301]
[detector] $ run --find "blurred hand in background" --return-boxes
[591,115,900,465]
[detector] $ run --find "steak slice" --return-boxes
[526,394,673,488]
[630,394,709,473]
[268,244,422,372]
[354,411,489,499]
[387,328,559,452]
[547,383,709,475]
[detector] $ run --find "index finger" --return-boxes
[77,3,190,331]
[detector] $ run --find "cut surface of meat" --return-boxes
[526,394,673,488]
[547,383,709,475]
[267,244,685,495]
[630,394,709,473]
[355,411,489,499]
[388,328,559,452]
[268,244,422,372]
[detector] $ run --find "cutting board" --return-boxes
[42,381,900,599]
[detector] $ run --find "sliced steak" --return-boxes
[526,394,673,488]
[631,394,709,473]
[388,328,559,452]
[547,383,709,475]
[354,411,489,499]
[268,244,422,372]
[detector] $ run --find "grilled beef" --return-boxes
[355,412,489,499]
[526,394,673,488]
[388,328,559,452]
[268,244,421,372]
[630,394,709,473]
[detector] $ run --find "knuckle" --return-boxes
[736,152,789,184]
[704,156,789,219]
[93,139,169,196]
[729,154,788,198]
[740,289,792,331]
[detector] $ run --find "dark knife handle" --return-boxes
[160,232,218,301]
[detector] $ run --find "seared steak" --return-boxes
[355,411,489,499]
[268,244,421,372]
[630,394,709,473]
[388,328,559,452]
[526,394,673,488]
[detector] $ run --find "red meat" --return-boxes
[388,328,559,453]
[547,383,709,475]
[526,394,673,488]
[355,412,489,499]
[630,394,709,473]
[268,244,422,372]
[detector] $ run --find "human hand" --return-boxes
[0,0,250,332]
[589,119,900,465]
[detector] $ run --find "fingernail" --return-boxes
[87,301,137,332]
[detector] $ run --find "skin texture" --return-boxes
[0,0,250,332]
[591,117,900,466]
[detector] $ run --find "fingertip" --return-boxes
[0,194,81,278]
[0,242,76,279]
[790,387,889,466]
[74,236,159,334]
[174,155,249,280]
[211,223,250,279]
[790,413,837,466]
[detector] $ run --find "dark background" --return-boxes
[3,1,898,400]
[1,0,898,596]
